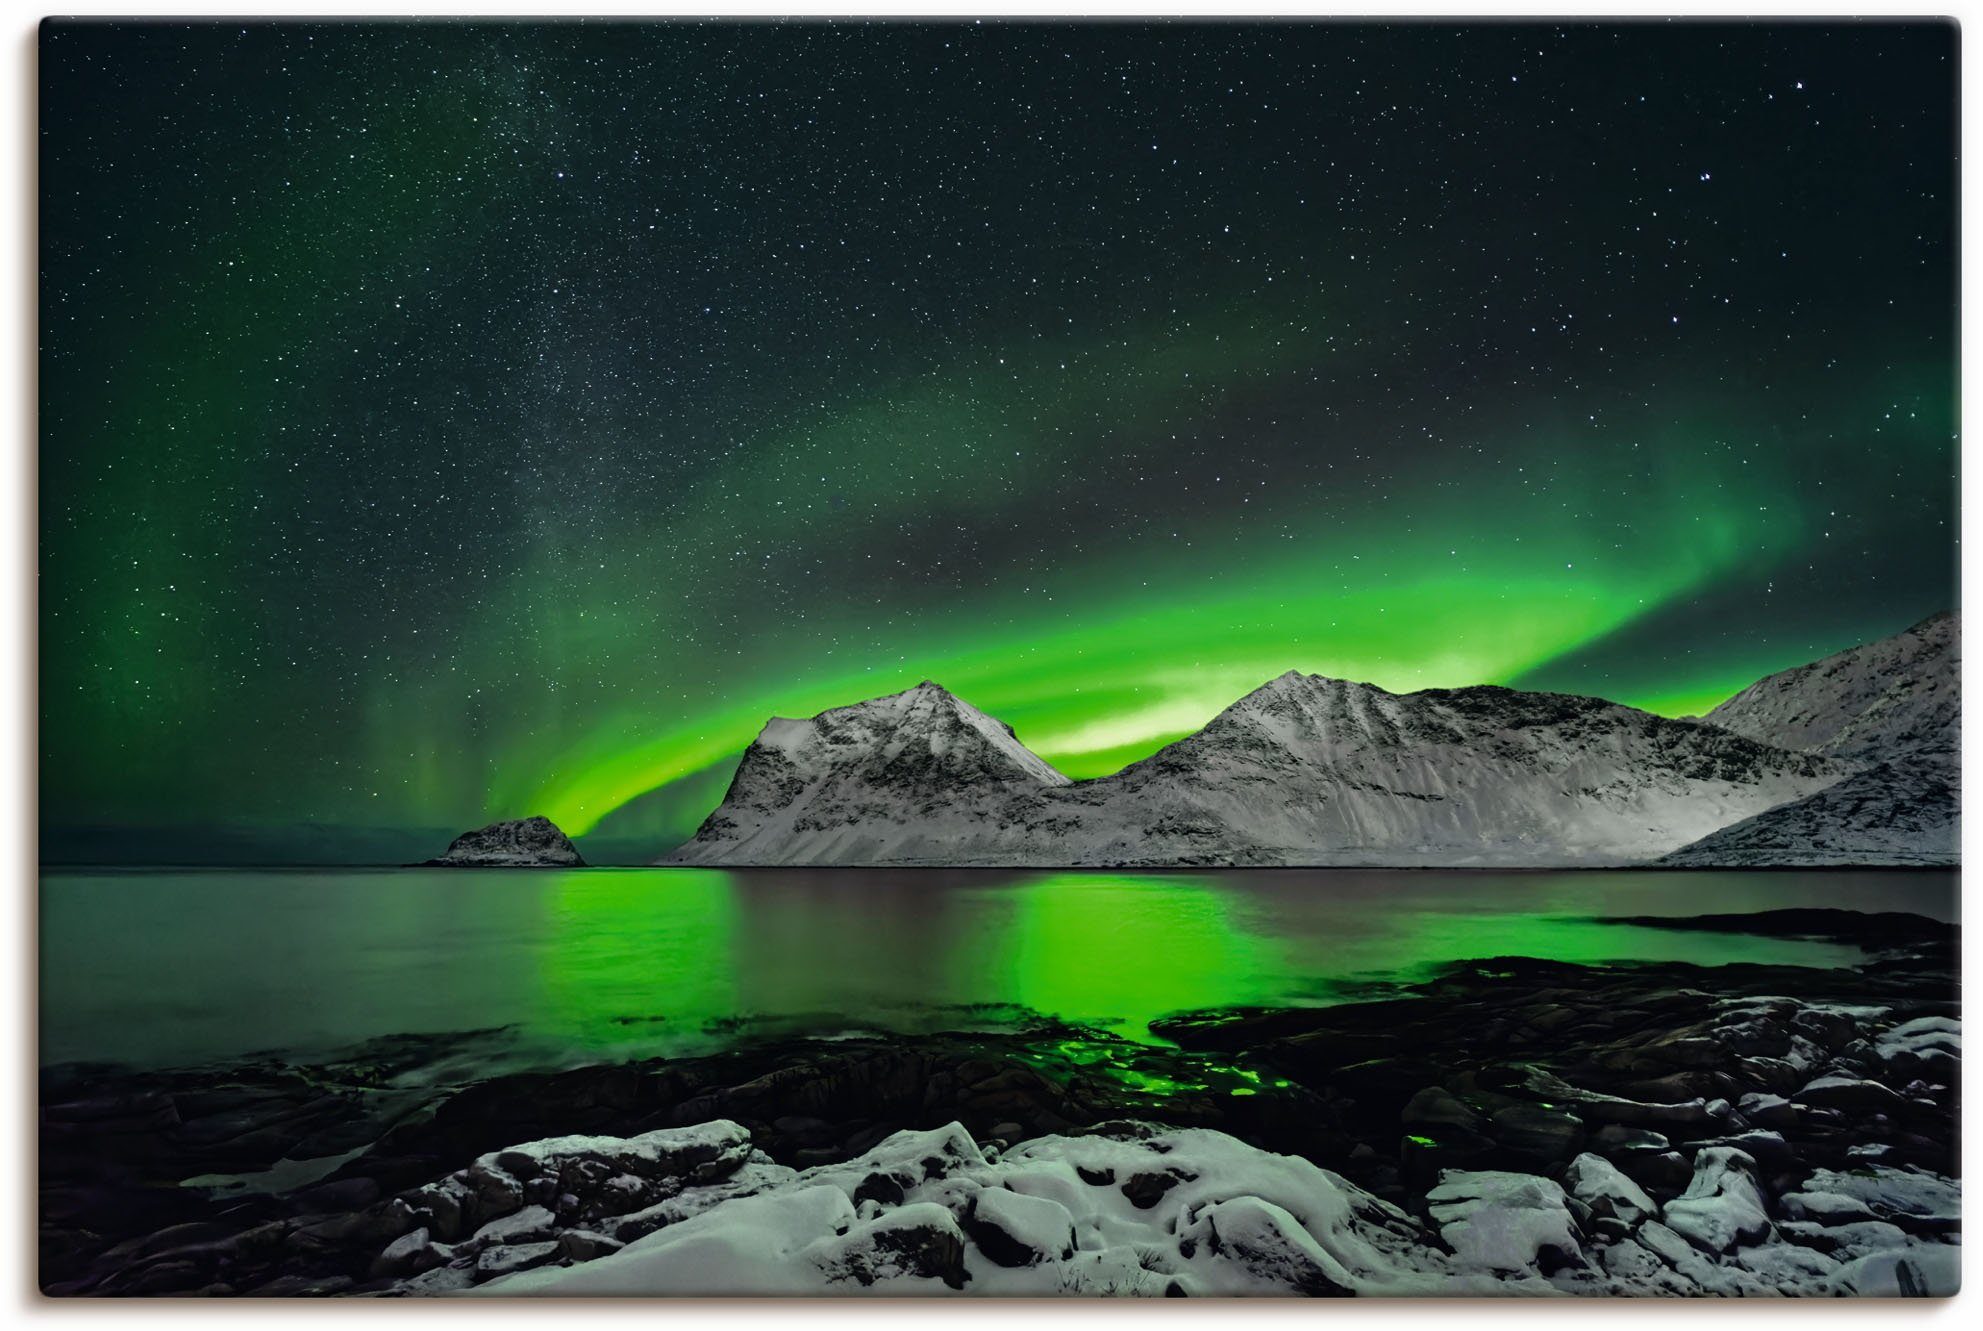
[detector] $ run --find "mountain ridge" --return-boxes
[664,640,1924,867]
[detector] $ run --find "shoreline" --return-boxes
[38,861,1967,874]
[39,909,1959,1296]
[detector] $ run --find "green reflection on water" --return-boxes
[37,866,1947,1072]
[988,875,1285,1041]
[526,869,1873,1057]
[534,868,741,1055]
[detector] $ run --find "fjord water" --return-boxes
[39,868,1956,1071]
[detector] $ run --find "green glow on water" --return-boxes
[990,875,1284,1043]
[36,867,1951,1072]
[534,869,741,1053]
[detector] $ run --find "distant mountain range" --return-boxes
[665,612,1958,869]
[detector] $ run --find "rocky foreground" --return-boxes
[40,911,1958,1297]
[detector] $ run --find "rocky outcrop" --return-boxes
[420,817,585,868]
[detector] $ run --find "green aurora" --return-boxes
[39,22,1956,860]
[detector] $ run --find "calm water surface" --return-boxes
[39,868,1958,1070]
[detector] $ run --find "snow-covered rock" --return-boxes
[1563,1153,1658,1232]
[1424,1170,1587,1276]
[421,816,585,868]
[1661,1148,1773,1255]
[350,1118,1960,1297]
[666,674,1839,867]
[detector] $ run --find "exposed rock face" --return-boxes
[667,675,1838,867]
[423,817,585,868]
[1664,613,1958,866]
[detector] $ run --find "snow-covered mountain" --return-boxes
[1659,755,1956,868]
[666,674,1841,868]
[1071,673,1841,866]
[667,681,1073,865]
[1661,613,1958,867]
[1701,612,1957,761]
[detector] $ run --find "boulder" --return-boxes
[1425,1170,1586,1276]
[1661,1148,1772,1254]
[962,1187,1076,1267]
[1563,1153,1658,1231]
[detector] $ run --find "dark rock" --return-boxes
[1401,1087,1484,1134]
[1613,1150,1695,1202]
[832,1217,970,1291]
[289,1177,382,1214]
[852,1172,906,1208]
[1590,1124,1671,1156]
[244,1273,357,1296]
[1486,1104,1585,1165]
[557,1229,624,1262]
[1121,1171,1184,1209]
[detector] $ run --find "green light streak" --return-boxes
[522,454,1794,834]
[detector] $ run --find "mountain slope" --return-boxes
[1662,613,1959,867]
[1659,756,1957,868]
[1074,673,1842,866]
[666,674,1840,868]
[1703,612,1957,760]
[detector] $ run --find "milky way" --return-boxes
[40,20,1956,855]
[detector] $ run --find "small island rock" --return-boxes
[422,816,586,868]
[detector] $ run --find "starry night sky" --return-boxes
[40,19,1957,861]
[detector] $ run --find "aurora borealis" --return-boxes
[40,20,1956,861]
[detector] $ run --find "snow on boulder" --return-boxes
[1423,1170,1586,1276]
[1827,1245,1962,1298]
[494,1184,861,1296]
[1562,1153,1658,1233]
[1787,1166,1959,1235]
[810,1202,972,1290]
[1176,1196,1358,1296]
[1660,1148,1772,1254]
[1875,1015,1960,1080]
[1793,1075,1906,1114]
[376,1119,1956,1298]
[963,1187,1076,1267]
